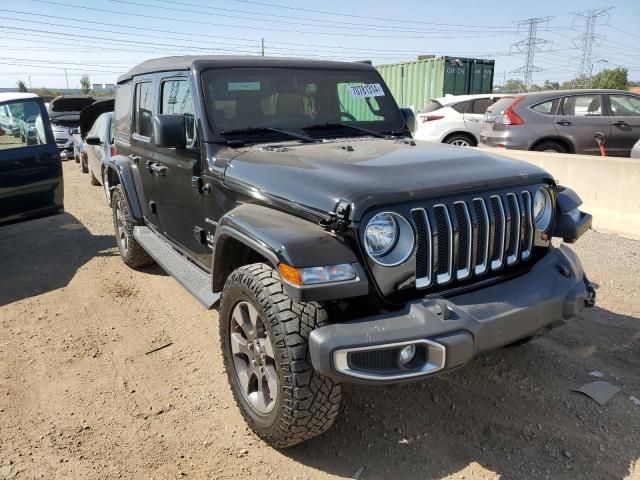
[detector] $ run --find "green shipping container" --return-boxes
[377,57,495,112]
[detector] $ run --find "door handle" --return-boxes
[128,154,141,164]
[613,121,629,127]
[150,163,168,176]
[556,120,572,126]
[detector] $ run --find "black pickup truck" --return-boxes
[106,56,595,447]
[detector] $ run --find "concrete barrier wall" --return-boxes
[482,148,640,240]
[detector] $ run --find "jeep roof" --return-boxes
[117,55,375,83]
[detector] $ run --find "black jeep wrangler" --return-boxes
[107,56,595,447]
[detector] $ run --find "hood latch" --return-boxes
[320,199,352,231]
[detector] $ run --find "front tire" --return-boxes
[81,154,88,174]
[220,263,342,448]
[111,185,154,268]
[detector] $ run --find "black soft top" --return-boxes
[117,55,377,84]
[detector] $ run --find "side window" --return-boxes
[114,82,132,134]
[0,100,47,150]
[561,95,602,117]
[451,101,469,114]
[531,98,560,115]
[470,98,492,115]
[161,79,196,145]
[609,95,640,117]
[134,82,154,138]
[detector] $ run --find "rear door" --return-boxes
[464,97,493,139]
[0,97,63,225]
[130,78,161,229]
[607,94,640,157]
[554,94,610,155]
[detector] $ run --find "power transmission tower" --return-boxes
[571,7,613,89]
[509,17,553,91]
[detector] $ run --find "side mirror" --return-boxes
[85,136,102,146]
[153,114,186,149]
[400,108,416,135]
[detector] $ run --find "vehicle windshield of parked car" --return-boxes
[0,99,47,150]
[202,68,405,140]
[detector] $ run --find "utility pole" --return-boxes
[571,7,613,89]
[64,68,69,92]
[509,17,552,91]
[261,38,265,57]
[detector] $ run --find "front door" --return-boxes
[130,78,161,229]
[607,94,640,157]
[153,77,209,267]
[554,94,610,155]
[0,97,63,225]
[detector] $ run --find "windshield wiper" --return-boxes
[301,122,387,139]
[220,126,315,143]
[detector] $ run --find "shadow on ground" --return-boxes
[0,212,116,306]
[284,307,640,480]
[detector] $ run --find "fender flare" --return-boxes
[211,203,369,301]
[107,155,144,224]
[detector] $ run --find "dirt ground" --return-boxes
[1,161,639,480]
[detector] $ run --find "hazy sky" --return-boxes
[1,0,638,89]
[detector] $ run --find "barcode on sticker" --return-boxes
[348,83,385,98]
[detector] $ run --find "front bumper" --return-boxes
[309,245,595,384]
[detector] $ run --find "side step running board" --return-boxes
[133,226,220,309]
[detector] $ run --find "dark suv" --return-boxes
[107,56,595,447]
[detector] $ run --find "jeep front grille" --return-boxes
[410,191,534,289]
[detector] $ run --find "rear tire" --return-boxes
[111,185,154,268]
[444,133,476,147]
[74,146,80,163]
[532,141,567,153]
[81,154,88,174]
[220,263,342,448]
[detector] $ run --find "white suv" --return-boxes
[414,94,507,146]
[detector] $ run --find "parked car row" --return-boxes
[414,89,640,157]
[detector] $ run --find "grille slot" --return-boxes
[433,205,453,285]
[410,190,536,290]
[410,209,432,288]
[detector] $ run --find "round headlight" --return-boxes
[364,212,415,266]
[533,187,553,231]
[365,213,398,257]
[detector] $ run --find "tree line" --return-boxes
[495,68,636,93]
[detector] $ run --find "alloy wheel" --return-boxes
[115,199,128,253]
[229,301,278,415]
[450,138,470,146]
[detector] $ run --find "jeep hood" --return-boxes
[224,138,552,221]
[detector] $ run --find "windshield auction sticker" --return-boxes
[228,82,261,91]
[348,83,385,98]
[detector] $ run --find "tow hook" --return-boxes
[584,277,596,308]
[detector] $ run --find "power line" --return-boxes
[28,0,521,39]
[110,0,520,34]
[143,0,521,29]
[571,7,613,88]
[510,17,553,89]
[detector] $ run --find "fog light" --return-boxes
[398,344,416,365]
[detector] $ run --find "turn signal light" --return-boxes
[278,263,303,286]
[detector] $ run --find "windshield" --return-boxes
[201,67,405,140]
